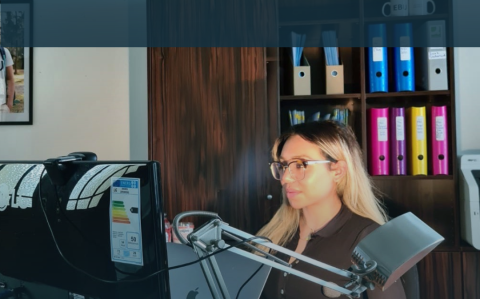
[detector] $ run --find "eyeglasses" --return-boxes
[269,160,332,181]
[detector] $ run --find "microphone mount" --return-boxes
[173,210,444,299]
[173,211,376,299]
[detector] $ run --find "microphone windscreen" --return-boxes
[352,212,444,290]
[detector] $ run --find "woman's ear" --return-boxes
[330,160,347,182]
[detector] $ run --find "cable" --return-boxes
[38,168,272,287]
[236,264,265,299]
[51,184,139,277]
[234,240,272,299]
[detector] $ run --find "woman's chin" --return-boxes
[287,199,303,210]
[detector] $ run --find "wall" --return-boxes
[129,47,148,160]
[454,48,480,156]
[0,48,130,161]
[453,1,480,156]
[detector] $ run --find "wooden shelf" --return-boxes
[371,175,454,181]
[434,243,480,252]
[279,18,359,27]
[364,14,449,24]
[366,90,450,98]
[280,93,361,101]
[459,246,480,252]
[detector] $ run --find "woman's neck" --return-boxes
[301,197,342,234]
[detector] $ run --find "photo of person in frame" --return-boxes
[0,9,26,122]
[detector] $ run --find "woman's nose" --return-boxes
[281,168,295,184]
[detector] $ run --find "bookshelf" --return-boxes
[266,44,464,299]
[268,3,468,299]
[268,45,458,235]
[264,0,475,294]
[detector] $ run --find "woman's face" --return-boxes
[279,135,338,210]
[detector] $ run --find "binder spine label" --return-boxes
[396,116,405,140]
[429,50,446,60]
[435,116,445,141]
[400,47,411,61]
[416,116,425,140]
[373,47,383,62]
[378,117,388,141]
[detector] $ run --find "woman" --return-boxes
[258,120,406,299]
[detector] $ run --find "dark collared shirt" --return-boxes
[260,205,407,299]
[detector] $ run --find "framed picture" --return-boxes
[0,1,32,125]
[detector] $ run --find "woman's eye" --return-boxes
[294,162,304,169]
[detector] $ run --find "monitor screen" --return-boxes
[0,159,170,299]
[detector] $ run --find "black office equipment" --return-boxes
[0,156,170,299]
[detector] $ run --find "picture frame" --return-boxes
[0,1,32,125]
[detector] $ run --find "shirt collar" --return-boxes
[312,203,352,238]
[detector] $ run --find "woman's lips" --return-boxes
[286,189,301,198]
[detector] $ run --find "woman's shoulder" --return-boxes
[346,212,381,248]
[349,212,380,231]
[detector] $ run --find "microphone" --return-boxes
[351,212,444,290]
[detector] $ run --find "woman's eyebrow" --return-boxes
[278,155,314,161]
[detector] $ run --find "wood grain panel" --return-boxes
[418,252,462,299]
[158,0,278,46]
[265,48,282,219]
[148,48,164,166]
[149,48,280,234]
[463,252,480,299]
[371,179,456,249]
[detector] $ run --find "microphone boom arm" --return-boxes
[180,216,373,299]
[173,210,444,299]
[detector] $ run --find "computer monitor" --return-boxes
[0,158,170,299]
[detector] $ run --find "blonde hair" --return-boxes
[256,120,388,247]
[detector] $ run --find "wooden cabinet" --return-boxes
[418,252,463,299]
[148,48,281,234]
[266,14,464,297]
[463,252,480,299]
[265,1,473,298]
[266,44,465,297]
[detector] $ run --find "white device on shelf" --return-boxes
[460,154,480,250]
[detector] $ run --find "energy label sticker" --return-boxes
[110,177,143,266]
